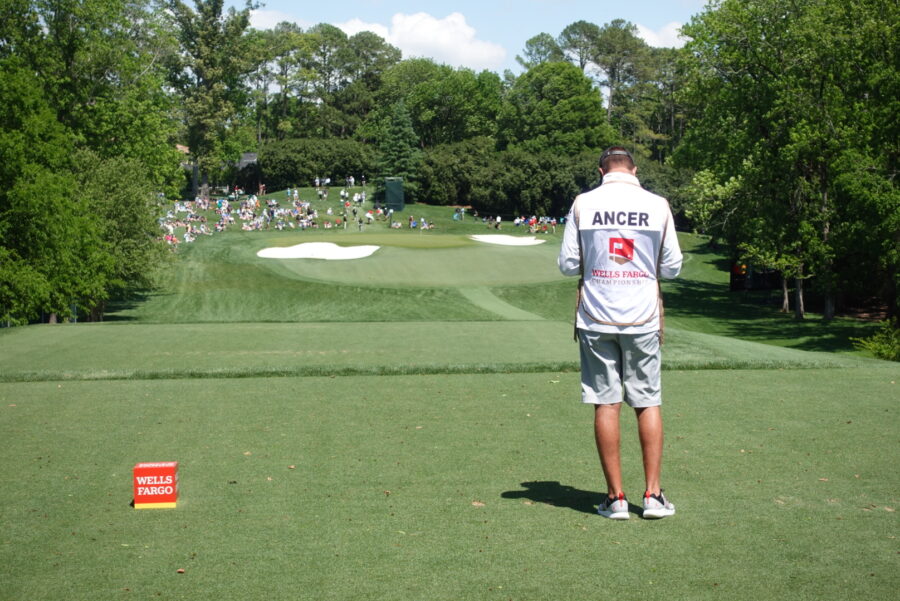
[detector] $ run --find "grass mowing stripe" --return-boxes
[0,363,579,383]
[457,286,544,320]
[2,358,889,384]
[1,323,884,386]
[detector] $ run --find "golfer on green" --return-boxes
[558,147,683,519]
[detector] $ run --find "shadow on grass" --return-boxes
[663,278,879,354]
[502,481,615,516]
[683,240,733,272]
[103,291,172,322]
[663,278,776,322]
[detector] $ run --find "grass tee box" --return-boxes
[133,461,178,509]
[0,369,896,601]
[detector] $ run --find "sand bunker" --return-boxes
[257,242,380,260]
[469,235,547,246]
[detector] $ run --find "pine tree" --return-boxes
[375,102,422,201]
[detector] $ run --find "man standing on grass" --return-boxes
[558,147,683,520]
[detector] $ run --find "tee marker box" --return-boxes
[133,462,178,509]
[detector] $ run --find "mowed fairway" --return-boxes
[1,206,897,601]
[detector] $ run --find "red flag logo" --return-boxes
[609,238,634,265]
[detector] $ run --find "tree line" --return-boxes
[1,0,896,325]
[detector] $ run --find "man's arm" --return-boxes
[659,206,683,280]
[558,202,581,277]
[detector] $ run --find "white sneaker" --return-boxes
[597,492,630,520]
[642,490,675,519]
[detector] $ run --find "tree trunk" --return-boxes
[793,277,805,320]
[823,295,835,321]
[781,276,790,313]
[192,162,199,198]
[90,303,104,322]
[889,263,898,319]
[48,312,58,324]
[820,183,834,321]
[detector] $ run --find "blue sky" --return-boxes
[232,0,709,73]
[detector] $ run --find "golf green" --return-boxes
[253,234,565,288]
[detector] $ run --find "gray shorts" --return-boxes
[578,330,661,408]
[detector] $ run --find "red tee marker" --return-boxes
[133,462,178,509]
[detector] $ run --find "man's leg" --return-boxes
[580,330,626,500]
[620,332,664,496]
[594,403,624,496]
[635,406,663,495]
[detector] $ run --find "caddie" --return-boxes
[558,146,683,520]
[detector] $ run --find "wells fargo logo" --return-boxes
[133,461,179,509]
[609,238,634,265]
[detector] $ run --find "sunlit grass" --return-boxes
[1,191,895,600]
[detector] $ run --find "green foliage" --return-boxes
[681,169,739,234]
[0,54,170,323]
[418,137,495,206]
[378,58,445,106]
[347,30,402,89]
[74,150,172,299]
[418,139,600,216]
[249,23,315,140]
[676,0,899,317]
[516,33,565,69]
[557,20,600,71]
[611,45,685,163]
[306,23,352,95]
[258,137,376,190]
[0,247,48,326]
[5,167,112,321]
[831,154,900,311]
[0,58,71,178]
[852,320,900,362]
[499,61,615,155]
[413,68,502,145]
[0,58,84,322]
[491,149,597,217]
[6,0,182,192]
[166,0,257,186]
[375,59,502,146]
[245,16,688,187]
[593,19,649,124]
[249,21,400,142]
[375,102,423,200]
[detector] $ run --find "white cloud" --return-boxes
[249,9,311,31]
[337,17,391,41]
[336,12,507,71]
[635,22,687,48]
